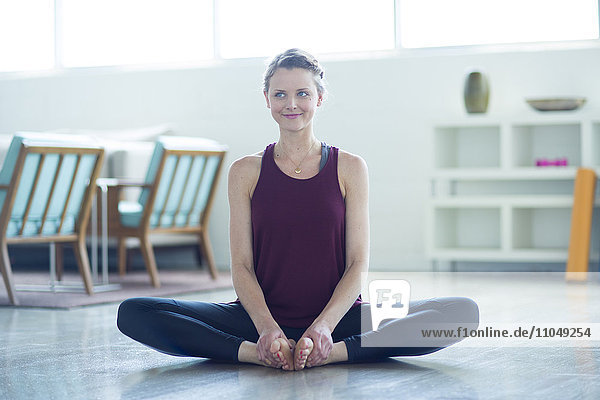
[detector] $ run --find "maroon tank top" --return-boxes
[251,142,361,328]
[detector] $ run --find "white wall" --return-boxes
[1,44,599,271]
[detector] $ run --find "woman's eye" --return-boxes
[274,92,285,98]
[298,91,309,97]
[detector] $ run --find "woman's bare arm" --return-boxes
[302,151,370,365]
[228,155,291,364]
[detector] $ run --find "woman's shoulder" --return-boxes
[336,148,368,196]
[229,150,263,177]
[228,149,266,196]
[337,148,368,175]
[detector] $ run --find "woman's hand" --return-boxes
[256,327,292,367]
[301,320,333,367]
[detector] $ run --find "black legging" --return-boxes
[117,296,479,363]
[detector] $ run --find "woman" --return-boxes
[117,49,479,371]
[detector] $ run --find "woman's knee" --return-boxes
[451,297,479,325]
[117,298,136,335]
[116,297,158,336]
[417,297,479,325]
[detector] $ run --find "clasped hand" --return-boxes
[257,321,333,370]
[300,320,333,368]
[256,327,293,368]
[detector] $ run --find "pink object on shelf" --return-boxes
[535,157,568,167]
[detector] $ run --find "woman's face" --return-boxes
[264,67,323,134]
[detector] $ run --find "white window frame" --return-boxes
[1,0,599,77]
[392,0,600,54]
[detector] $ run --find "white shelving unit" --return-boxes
[428,114,600,267]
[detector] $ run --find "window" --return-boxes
[217,0,395,59]
[61,0,213,68]
[0,0,55,72]
[399,0,599,48]
[1,0,600,73]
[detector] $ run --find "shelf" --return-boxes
[431,195,578,207]
[512,123,581,168]
[512,207,571,250]
[434,126,500,169]
[429,116,600,265]
[430,248,569,262]
[592,122,600,166]
[432,167,580,181]
[433,207,501,250]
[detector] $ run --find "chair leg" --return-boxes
[139,234,160,288]
[194,242,204,267]
[0,241,18,305]
[55,243,64,281]
[73,239,94,295]
[199,229,218,280]
[118,237,127,276]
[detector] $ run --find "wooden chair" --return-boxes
[105,136,227,287]
[0,133,104,305]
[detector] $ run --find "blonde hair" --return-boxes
[263,48,326,96]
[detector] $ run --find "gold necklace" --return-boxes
[277,140,316,174]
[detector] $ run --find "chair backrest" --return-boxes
[0,133,104,239]
[138,136,227,229]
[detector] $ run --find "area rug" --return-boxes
[0,270,233,309]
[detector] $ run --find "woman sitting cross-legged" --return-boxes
[117,48,479,370]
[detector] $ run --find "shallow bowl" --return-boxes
[526,97,586,111]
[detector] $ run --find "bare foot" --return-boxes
[309,341,349,368]
[270,338,294,371]
[294,337,314,370]
[238,339,347,370]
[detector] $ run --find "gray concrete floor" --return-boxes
[1,272,600,399]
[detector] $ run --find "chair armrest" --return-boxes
[95,179,146,234]
[96,178,151,189]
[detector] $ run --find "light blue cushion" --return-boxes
[0,132,97,185]
[4,217,75,237]
[0,136,26,186]
[118,201,143,228]
[119,136,225,229]
[0,133,100,237]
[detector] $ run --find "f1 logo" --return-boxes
[369,280,410,331]
[376,289,405,308]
